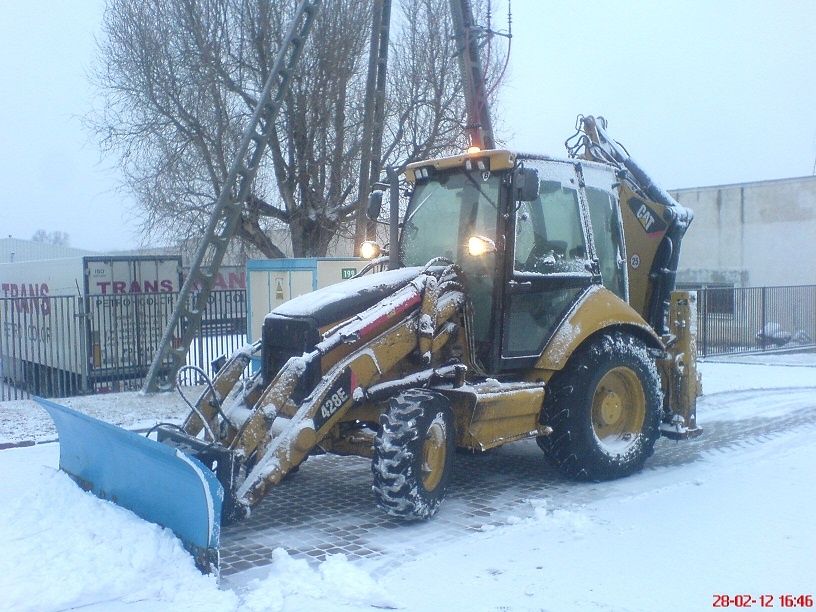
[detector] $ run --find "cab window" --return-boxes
[400,170,500,355]
[580,163,628,302]
[586,187,627,300]
[514,181,589,275]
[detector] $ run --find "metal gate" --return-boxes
[1,290,247,401]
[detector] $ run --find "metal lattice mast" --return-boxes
[449,0,495,150]
[143,0,321,392]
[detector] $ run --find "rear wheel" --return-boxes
[538,331,662,480]
[372,389,455,519]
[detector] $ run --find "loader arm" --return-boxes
[237,267,464,510]
[180,342,260,442]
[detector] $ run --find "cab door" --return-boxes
[499,160,596,370]
[579,163,628,302]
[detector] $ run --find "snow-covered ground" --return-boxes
[0,387,199,446]
[1,355,814,611]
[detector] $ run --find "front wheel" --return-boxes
[538,332,662,480]
[372,390,455,519]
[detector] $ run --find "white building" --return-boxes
[672,175,816,289]
[0,237,96,264]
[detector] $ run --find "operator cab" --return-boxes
[402,150,628,374]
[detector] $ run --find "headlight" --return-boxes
[360,241,382,260]
[467,235,497,257]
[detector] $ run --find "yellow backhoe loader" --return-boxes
[39,115,701,573]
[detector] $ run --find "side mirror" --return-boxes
[367,190,384,220]
[513,167,540,202]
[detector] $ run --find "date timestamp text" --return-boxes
[713,595,813,608]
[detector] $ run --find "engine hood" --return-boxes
[267,266,423,328]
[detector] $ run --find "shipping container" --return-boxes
[0,255,182,395]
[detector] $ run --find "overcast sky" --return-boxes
[1,0,814,252]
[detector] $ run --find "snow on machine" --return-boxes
[38,0,702,575]
[41,116,702,573]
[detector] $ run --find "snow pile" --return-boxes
[505,498,592,535]
[386,429,816,611]
[0,463,395,612]
[241,549,396,612]
[0,467,237,612]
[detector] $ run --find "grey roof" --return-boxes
[0,237,98,263]
[670,174,816,194]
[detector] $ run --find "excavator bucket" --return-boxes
[36,397,223,574]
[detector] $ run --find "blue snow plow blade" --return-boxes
[35,397,223,574]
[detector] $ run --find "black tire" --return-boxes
[537,331,662,480]
[372,389,455,519]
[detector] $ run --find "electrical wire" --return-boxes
[484,0,512,102]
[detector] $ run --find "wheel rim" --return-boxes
[591,366,646,454]
[421,415,447,491]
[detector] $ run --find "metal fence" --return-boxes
[1,294,85,400]
[3,283,815,402]
[1,289,247,401]
[697,285,816,357]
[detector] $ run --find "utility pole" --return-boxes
[368,0,393,240]
[354,0,393,250]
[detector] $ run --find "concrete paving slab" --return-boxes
[219,440,566,575]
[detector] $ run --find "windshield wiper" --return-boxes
[464,171,498,210]
[404,190,435,226]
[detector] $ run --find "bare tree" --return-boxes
[31,230,71,246]
[91,0,507,258]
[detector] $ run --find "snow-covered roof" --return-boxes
[670,174,816,194]
[0,237,97,263]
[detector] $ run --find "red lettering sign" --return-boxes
[1,282,50,315]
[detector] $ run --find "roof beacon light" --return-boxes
[466,146,481,154]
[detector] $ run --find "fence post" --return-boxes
[760,286,767,352]
[197,293,205,383]
[700,287,707,358]
[78,295,91,394]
